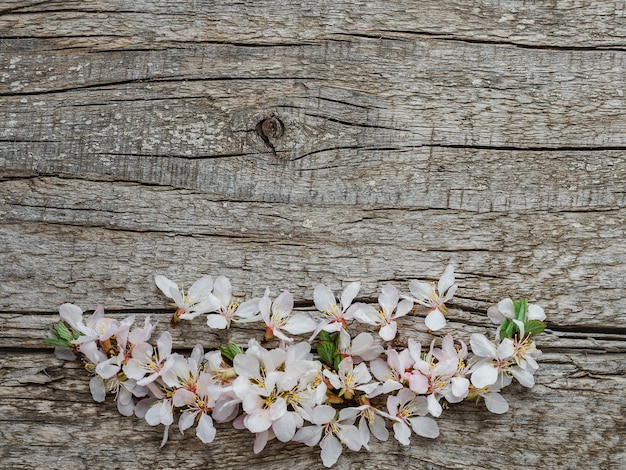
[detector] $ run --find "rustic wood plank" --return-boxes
[1,176,624,328]
[1,350,624,470]
[2,2,626,469]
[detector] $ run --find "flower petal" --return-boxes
[470,364,498,388]
[320,434,343,468]
[188,275,213,301]
[341,282,361,310]
[425,309,446,331]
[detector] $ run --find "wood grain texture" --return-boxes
[1,1,625,469]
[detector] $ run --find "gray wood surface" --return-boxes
[1,1,625,469]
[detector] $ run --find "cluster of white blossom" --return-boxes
[46,265,547,468]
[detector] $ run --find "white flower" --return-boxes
[205,276,261,329]
[155,274,214,321]
[406,264,457,331]
[340,332,384,362]
[310,282,361,348]
[386,388,439,445]
[293,405,363,468]
[356,404,389,450]
[353,284,413,341]
[123,331,175,386]
[323,356,377,400]
[470,333,535,388]
[258,289,317,342]
[368,347,413,397]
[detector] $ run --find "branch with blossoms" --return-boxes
[45,265,547,468]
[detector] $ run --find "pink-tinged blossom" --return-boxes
[353,284,413,341]
[368,346,414,397]
[123,331,175,386]
[174,371,223,444]
[407,337,469,417]
[205,276,261,329]
[310,282,361,348]
[340,332,384,363]
[323,356,378,399]
[155,274,214,321]
[293,405,363,468]
[406,264,457,331]
[356,404,389,450]
[386,388,439,445]
[470,334,535,388]
[257,289,317,343]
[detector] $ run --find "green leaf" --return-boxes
[513,298,528,322]
[220,342,243,362]
[500,319,515,339]
[333,352,343,371]
[318,331,332,343]
[318,340,336,368]
[44,337,71,348]
[524,320,546,336]
[56,322,74,342]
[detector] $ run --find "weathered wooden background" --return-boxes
[1,1,625,469]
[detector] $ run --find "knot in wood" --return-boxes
[260,115,284,139]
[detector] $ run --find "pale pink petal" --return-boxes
[451,377,469,398]
[425,309,446,331]
[213,275,232,306]
[320,434,343,468]
[314,285,336,313]
[157,331,172,359]
[178,410,196,432]
[58,303,86,333]
[154,275,183,305]
[409,416,439,438]
[443,283,458,302]
[235,298,261,320]
[269,397,287,421]
[471,364,498,388]
[338,424,362,451]
[470,334,497,359]
[253,430,269,454]
[378,284,399,315]
[438,264,456,294]
[370,414,389,441]
[484,392,509,414]
[273,412,298,442]
[408,280,434,301]
[311,405,336,425]
[392,421,412,446]
[89,375,106,402]
[497,298,515,319]
[394,299,414,318]
[497,338,515,359]
[294,425,323,446]
[206,314,228,329]
[188,275,213,300]
[353,304,379,325]
[528,304,546,321]
[510,367,535,387]
[196,414,216,443]
[95,359,121,379]
[283,315,318,334]
[379,322,397,341]
[340,281,361,310]
[487,305,506,324]
[245,409,272,433]
[274,290,294,315]
[427,394,442,417]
